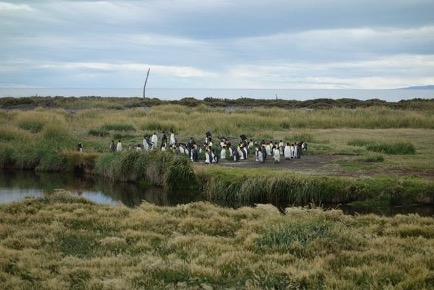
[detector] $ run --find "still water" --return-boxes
[0,170,203,208]
[0,170,432,216]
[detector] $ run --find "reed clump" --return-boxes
[197,167,434,207]
[94,150,196,190]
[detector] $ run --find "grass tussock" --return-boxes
[95,150,196,190]
[0,196,432,289]
[358,154,385,162]
[101,123,136,132]
[88,128,110,137]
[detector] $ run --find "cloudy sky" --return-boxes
[1,0,434,89]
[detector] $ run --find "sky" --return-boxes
[1,0,434,89]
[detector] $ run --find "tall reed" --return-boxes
[198,167,434,207]
[94,150,196,190]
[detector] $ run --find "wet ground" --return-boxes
[213,154,434,180]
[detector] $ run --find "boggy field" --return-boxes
[0,97,433,288]
[0,97,434,206]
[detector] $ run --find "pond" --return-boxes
[0,170,432,216]
[0,170,204,208]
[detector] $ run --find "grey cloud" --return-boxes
[1,0,434,89]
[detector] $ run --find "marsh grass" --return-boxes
[94,150,196,190]
[0,196,432,289]
[197,167,434,207]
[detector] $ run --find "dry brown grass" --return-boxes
[0,192,433,289]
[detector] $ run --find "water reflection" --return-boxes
[0,170,203,207]
[0,170,432,216]
[335,204,433,217]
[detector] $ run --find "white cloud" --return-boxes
[39,61,218,78]
[0,2,32,11]
[225,54,434,89]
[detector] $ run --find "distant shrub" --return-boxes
[18,119,44,133]
[101,124,136,132]
[88,129,110,137]
[366,142,416,155]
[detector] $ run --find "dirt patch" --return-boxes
[211,154,434,180]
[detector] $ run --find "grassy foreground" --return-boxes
[0,192,433,289]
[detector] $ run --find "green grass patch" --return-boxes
[197,166,434,207]
[358,154,384,162]
[348,139,416,155]
[366,142,416,155]
[0,129,18,142]
[289,133,315,143]
[347,139,372,147]
[112,133,137,140]
[18,119,45,133]
[88,128,110,137]
[350,196,391,208]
